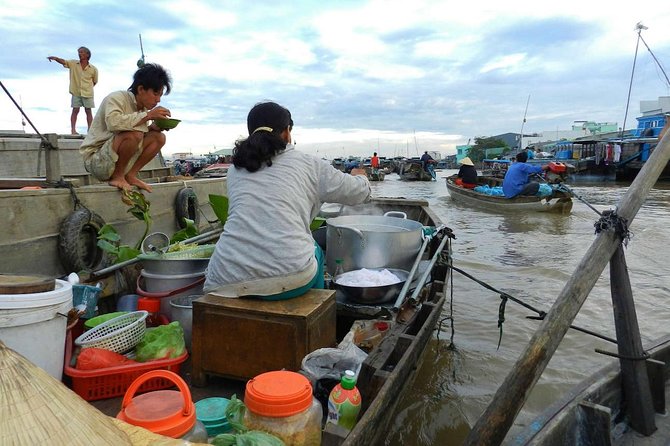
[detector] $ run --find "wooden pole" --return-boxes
[609,246,656,435]
[463,131,670,446]
[44,133,60,182]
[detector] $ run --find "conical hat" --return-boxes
[460,157,474,166]
[0,340,132,445]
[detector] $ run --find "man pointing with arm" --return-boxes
[47,46,98,134]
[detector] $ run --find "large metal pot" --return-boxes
[137,244,214,275]
[325,215,423,276]
[334,268,409,304]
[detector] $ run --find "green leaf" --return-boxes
[209,194,229,225]
[116,246,141,263]
[171,218,198,243]
[97,239,119,256]
[310,217,326,230]
[97,224,120,241]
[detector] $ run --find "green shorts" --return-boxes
[72,95,95,109]
[84,136,143,181]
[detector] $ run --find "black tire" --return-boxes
[58,209,107,273]
[175,187,200,228]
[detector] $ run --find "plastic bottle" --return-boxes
[327,369,362,430]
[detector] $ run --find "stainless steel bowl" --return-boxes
[334,268,409,304]
[137,244,214,275]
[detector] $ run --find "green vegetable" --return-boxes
[211,395,285,446]
[135,322,185,362]
[211,431,285,446]
[209,194,229,225]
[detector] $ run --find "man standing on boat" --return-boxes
[79,63,172,192]
[47,47,98,134]
[502,151,549,198]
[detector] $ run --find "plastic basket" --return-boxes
[74,311,148,353]
[64,331,188,402]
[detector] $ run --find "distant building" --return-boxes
[634,96,670,137]
[491,120,618,151]
[455,144,473,164]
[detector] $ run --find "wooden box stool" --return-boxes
[191,289,336,385]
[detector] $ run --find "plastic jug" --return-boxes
[244,370,322,445]
[327,369,362,430]
[116,370,207,442]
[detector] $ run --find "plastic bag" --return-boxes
[76,347,137,370]
[300,330,368,384]
[135,321,185,362]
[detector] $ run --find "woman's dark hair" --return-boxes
[232,102,293,172]
[128,63,172,95]
[516,151,528,162]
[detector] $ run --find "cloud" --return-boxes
[2,1,670,159]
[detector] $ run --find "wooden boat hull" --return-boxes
[0,177,226,277]
[0,132,227,278]
[445,175,573,214]
[510,335,670,445]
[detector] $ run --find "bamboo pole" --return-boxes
[463,130,670,445]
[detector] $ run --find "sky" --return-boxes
[2,1,670,159]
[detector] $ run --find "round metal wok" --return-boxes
[334,268,409,304]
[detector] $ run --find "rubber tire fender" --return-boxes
[175,187,200,228]
[58,208,107,273]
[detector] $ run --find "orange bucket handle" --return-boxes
[121,370,193,417]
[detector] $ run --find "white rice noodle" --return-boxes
[336,268,401,287]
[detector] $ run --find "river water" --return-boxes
[368,169,670,445]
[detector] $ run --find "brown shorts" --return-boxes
[84,136,143,181]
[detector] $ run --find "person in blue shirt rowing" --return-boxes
[502,151,549,198]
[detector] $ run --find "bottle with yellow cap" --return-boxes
[326,369,361,430]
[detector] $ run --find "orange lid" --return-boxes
[117,370,196,438]
[245,371,313,417]
[137,297,161,313]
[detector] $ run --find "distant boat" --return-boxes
[445,174,573,214]
[398,160,435,181]
[365,167,385,181]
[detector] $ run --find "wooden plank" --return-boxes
[463,126,670,445]
[646,358,665,413]
[577,401,613,446]
[609,246,656,435]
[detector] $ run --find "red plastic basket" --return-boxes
[63,331,188,401]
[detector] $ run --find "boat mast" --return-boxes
[519,94,530,151]
[621,23,670,139]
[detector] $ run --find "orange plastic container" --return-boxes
[116,370,206,441]
[244,370,322,444]
[63,331,187,401]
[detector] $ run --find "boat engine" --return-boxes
[545,161,568,184]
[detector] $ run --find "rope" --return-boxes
[555,183,603,216]
[594,209,632,246]
[449,264,621,348]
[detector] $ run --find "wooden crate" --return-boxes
[191,289,336,384]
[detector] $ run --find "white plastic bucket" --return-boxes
[0,279,72,380]
[138,270,204,319]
